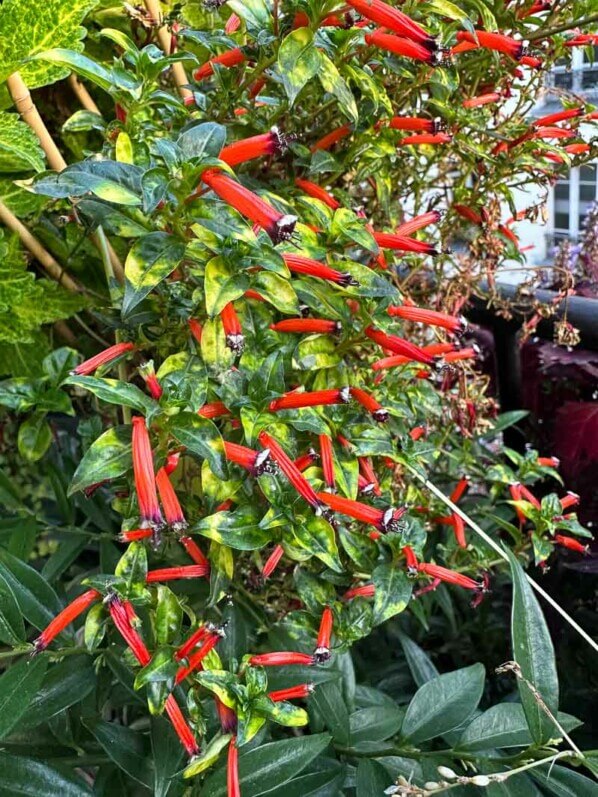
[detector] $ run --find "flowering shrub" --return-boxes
[0,0,597,794]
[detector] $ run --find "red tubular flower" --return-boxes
[533,108,583,127]
[358,458,381,496]
[455,30,523,60]
[224,440,273,475]
[201,169,297,244]
[175,631,223,683]
[189,318,203,344]
[347,0,431,44]
[225,12,241,34]
[248,651,315,666]
[398,132,452,145]
[176,623,212,661]
[452,513,466,548]
[342,583,375,601]
[319,435,336,491]
[269,683,314,701]
[402,545,419,575]
[365,30,437,64]
[555,535,589,554]
[33,589,100,652]
[530,126,575,140]
[220,302,245,354]
[165,694,200,757]
[220,127,288,167]
[443,348,477,363]
[165,452,181,475]
[564,33,598,46]
[387,116,438,132]
[228,737,240,797]
[193,48,247,81]
[365,326,435,365]
[132,416,163,533]
[269,387,351,412]
[358,474,375,494]
[258,431,322,510]
[517,1,550,17]
[270,318,341,335]
[462,92,501,108]
[139,361,162,400]
[198,401,230,419]
[294,449,319,471]
[418,562,485,591]
[283,253,358,286]
[350,386,388,422]
[262,544,285,578]
[409,425,427,440]
[314,606,333,662]
[120,528,153,542]
[317,492,406,532]
[560,491,580,510]
[388,304,465,333]
[373,343,455,370]
[295,178,341,209]
[450,477,469,503]
[72,342,135,376]
[248,77,267,99]
[155,467,186,530]
[373,232,438,254]
[180,536,211,571]
[537,456,560,468]
[310,124,352,152]
[146,565,209,583]
[518,483,540,509]
[395,210,442,236]
[215,697,238,733]
[564,143,590,155]
[453,204,483,225]
[108,595,151,666]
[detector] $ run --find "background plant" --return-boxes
[0,0,597,794]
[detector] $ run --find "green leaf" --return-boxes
[201,733,332,796]
[192,507,269,550]
[278,29,322,105]
[115,541,148,587]
[0,655,48,739]
[123,232,186,317]
[84,718,154,788]
[0,112,45,172]
[0,752,93,796]
[478,410,529,438]
[0,548,63,631]
[69,425,131,495]
[506,548,559,744]
[17,412,52,462]
[356,759,393,797]
[177,121,226,161]
[227,0,270,33]
[0,0,98,89]
[457,704,582,752]
[425,0,469,20]
[398,632,439,687]
[151,716,185,797]
[253,695,309,727]
[204,256,249,317]
[0,573,25,645]
[66,375,156,414]
[183,732,231,778]
[292,335,341,371]
[30,48,141,95]
[318,55,358,124]
[156,352,207,412]
[261,765,345,797]
[350,705,403,744]
[252,271,299,314]
[310,681,351,745]
[401,663,485,744]
[169,412,228,479]
[77,199,149,237]
[292,516,342,572]
[372,564,412,625]
[19,655,96,729]
[155,586,182,646]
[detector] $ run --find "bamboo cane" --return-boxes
[143,0,193,101]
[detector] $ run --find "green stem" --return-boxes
[527,12,598,39]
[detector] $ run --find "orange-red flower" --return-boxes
[72,342,135,376]
[193,48,247,81]
[283,253,358,286]
[220,127,289,167]
[33,589,100,652]
[132,417,163,533]
[270,318,341,335]
[294,178,341,209]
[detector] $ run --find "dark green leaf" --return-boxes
[310,681,351,745]
[372,565,412,625]
[177,121,226,161]
[169,412,228,479]
[356,759,392,797]
[0,572,25,645]
[0,549,63,631]
[0,752,93,796]
[69,425,131,495]
[19,655,95,729]
[531,764,598,797]
[350,705,403,744]
[84,718,154,788]
[0,655,48,739]
[278,29,322,105]
[66,375,156,414]
[123,232,186,317]
[398,632,439,687]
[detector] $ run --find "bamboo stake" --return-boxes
[0,199,83,293]
[6,70,125,283]
[68,73,102,115]
[143,0,193,102]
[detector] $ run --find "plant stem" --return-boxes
[68,73,102,115]
[144,0,193,101]
[527,12,598,39]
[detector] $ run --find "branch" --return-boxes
[68,73,101,115]
[528,12,598,40]
[407,465,598,655]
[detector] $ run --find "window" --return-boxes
[547,46,598,93]
[549,164,598,246]
[581,46,598,90]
